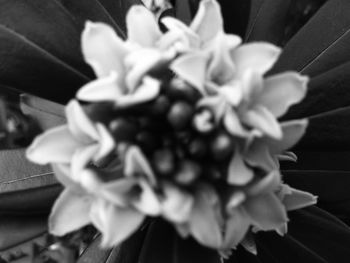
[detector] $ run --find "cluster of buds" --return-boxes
[26,0,317,256]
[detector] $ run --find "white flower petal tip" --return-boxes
[162,184,194,223]
[126,5,161,47]
[49,189,92,236]
[133,180,161,216]
[261,72,309,117]
[124,146,157,185]
[228,153,254,186]
[77,72,120,102]
[81,21,127,78]
[190,0,223,43]
[232,43,282,77]
[26,125,80,165]
[171,53,208,94]
[95,123,115,160]
[283,187,318,211]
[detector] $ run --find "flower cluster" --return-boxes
[26,0,317,256]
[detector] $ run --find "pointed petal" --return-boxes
[231,43,281,78]
[259,72,308,117]
[52,164,82,192]
[26,125,81,165]
[133,180,161,216]
[161,183,194,223]
[198,95,227,122]
[246,170,281,196]
[227,152,254,185]
[101,178,138,206]
[126,5,161,47]
[160,17,200,49]
[190,0,223,43]
[240,233,257,255]
[95,123,115,160]
[117,77,161,108]
[218,84,242,106]
[66,100,99,142]
[223,107,249,137]
[189,188,222,249]
[245,193,288,231]
[223,208,250,249]
[124,146,156,185]
[90,199,144,247]
[171,52,208,94]
[71,145,99,182]
[242,106,282,139]
[207,33,241,85]
[283,186,318,211]
[82,21,128,78]
[49,189,92,236]
[125,50,168,92]
[77,71,123,102]
[245,141,277,172]
[266,119,308,154]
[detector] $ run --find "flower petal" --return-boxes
[242,105,282,139]
[188,187,222,249]
[223,208,250,249]
[227,152,254,185]
[95,123,115,160]
[246,170,281,196]
[266,119,308,154]
[124,146,156,185]
[77,71,123,102]
[133,180,161,216]
[223,107,249,137]
[52,164,82,191]
[259,72,308,117]
[66,100,99,142]
[190,0,223,44]
[82,21,129,78]
[71,145,99,181]
[100,178,138,206]
[90,199,145,247]
[231,43,281,78]
[26,125,81,165]
[161,183,194,223]
[126,5,161,47]
[49,189,92,236]
[245,140,278,172]
[171,52,208,95]
[207,33,241,85]
[282,186,318,211]
[125,49,169,91]
[244,193,288,231]
[218,84,242,106]
[117,77,161,108]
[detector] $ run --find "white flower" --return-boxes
[26,100,114,182]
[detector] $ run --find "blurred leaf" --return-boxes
[138,220,221,263]
[245,0,292,45]
[271,0,350,77]
[284,62,350,120]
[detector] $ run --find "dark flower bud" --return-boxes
[167,101,194,130]
[136,131,159,153]
[109,118,138,142]
[150,95,171,116]
[175,160,201,185]
[166,78,200,103]
[210,132,234,161]
[153,148,175,176]
[188,138,207,159]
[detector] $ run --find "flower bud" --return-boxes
[188,138,207,159]
[153,148,175,176]
[193,109,215,134]
[167,78,200,103]
[137,131,159,153]
[210,132,234,161]
[109,118,138,142]
[150,95,171,116]
[175,160,201,185]
[167,101,194,130]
